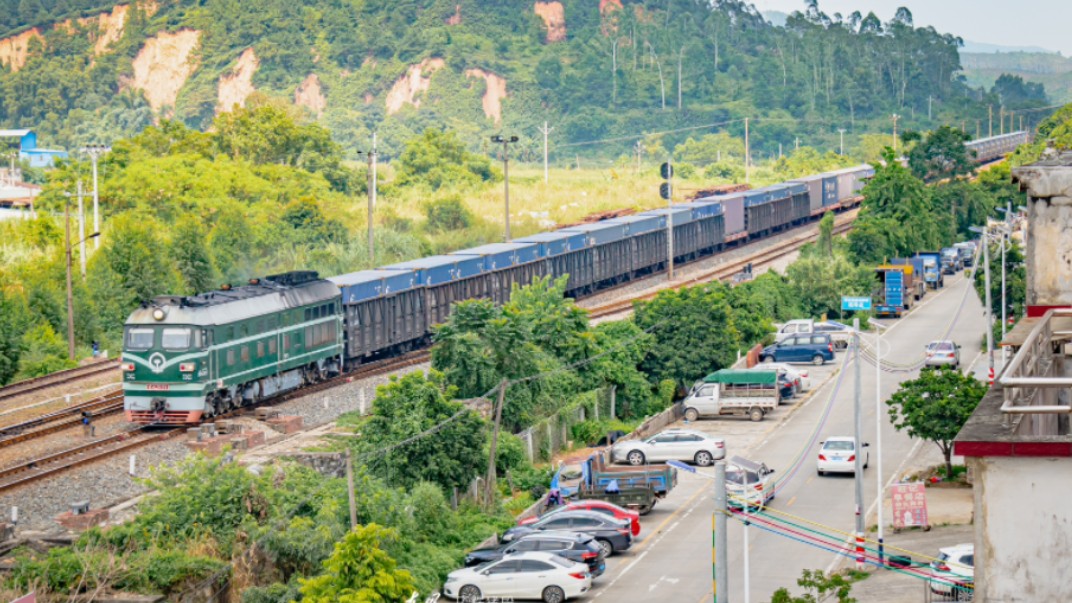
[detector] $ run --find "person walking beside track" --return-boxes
[81,411,95,438]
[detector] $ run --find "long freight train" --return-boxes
[123,163,876,423]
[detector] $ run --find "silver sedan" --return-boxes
[924,340,961,369]
[610,428,726,467]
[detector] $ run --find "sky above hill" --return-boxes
[749,0,1070,56]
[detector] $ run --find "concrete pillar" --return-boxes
[1012,149,1072,311]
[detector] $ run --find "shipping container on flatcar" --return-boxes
[451,242,544,304]
[705,192,746,244]
[792,173,839,216]
[559,222,631,289]
[330,269,427,363]
[513,230,592,295]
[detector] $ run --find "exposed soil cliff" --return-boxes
[217,47,259,114]
[465,68,507,124]
[385,58,445,115]
[125,28,201,114]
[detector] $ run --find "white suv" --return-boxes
[610,428,726,467]
[929,543,974,598]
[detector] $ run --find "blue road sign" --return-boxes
[667,459,697,474]
[841,296,872,311]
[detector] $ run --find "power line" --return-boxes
[557,118,747,148]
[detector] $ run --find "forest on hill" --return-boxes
[0,0,1041,161]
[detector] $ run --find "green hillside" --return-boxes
[0,0,1003,159]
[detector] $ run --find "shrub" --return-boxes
[424,196,474,232]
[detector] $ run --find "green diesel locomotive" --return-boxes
[122,271,343,424]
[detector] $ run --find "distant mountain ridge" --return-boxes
[962,51,1072,103]
[961,40,1058,55]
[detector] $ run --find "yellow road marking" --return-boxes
[787,495,797,507]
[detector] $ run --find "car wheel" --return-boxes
[812,354,825,366]
[762,355,774,363]
[459,585,481,603]
[749,407,764,422]
[695,450,714,467]
[638,503,654,515]
[596,538,614,557]
[543,586,566,603]
[627,450,646,466]
[685,408,699,422]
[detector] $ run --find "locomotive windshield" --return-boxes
[161,328,192,351]
[125,327,154,350]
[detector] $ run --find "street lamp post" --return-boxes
[80,143,110,251]
[64,193,100,360]
[491,135,519,240]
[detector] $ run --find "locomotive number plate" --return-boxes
[146,384,170,391]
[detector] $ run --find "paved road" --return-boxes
[589,270,987,602]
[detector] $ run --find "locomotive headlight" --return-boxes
[179,363,196,373]
[152,308,167,321]
[121,362,135,372]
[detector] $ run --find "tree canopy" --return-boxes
[886,368,988,477]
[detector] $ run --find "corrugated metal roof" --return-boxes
[0,129,32,137]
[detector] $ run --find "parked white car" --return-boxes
[929,543,974,599]
[610,428,726,466]
[443,551,592,603]
[816,437,869,475]
[774,319,853,350]
[750,363,812,392]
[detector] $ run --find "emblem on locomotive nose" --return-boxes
[149,353,167,374]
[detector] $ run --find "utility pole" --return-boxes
[491,135,519,241]
[891,114,901,153]
[371,133,378,264]
[484,379,508,507]
[65,196,75,360]
[62,190,99,362]
[77,180,87,279]
[928,95,933,120]
[713,460,728,603]
[1020,115,1024,131]
[539,122,553,184]
[345,449,357,529]
[794,137,800,151]
[744,117,751,184]
[358,136,378,265]
[976,120,981,140]
[989,105,993,138]
[999,106,1005,135]
[838,128,846,156]
[983,231,994,385]
[667,158,674,281]
[635,140,643,175]
[81,144,110,251]
[853,318,864,570]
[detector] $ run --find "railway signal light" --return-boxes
[659,162,673,200]
[659,182,672,200]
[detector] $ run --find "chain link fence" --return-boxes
[515,386,616,463]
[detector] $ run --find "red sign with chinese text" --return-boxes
[891,483,929,529]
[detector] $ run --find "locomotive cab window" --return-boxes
[162,328,192,351]
[125,328,154,350]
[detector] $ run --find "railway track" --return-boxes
[588,211,857,319]
[0,350,433,494]
[0,389,124,449]
[0,361,118,403]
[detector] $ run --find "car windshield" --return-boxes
[824,441,855,451]
[161,328,192,351]
[125,327,154,350]
[726,468,758,485]
[928,342,954,352]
